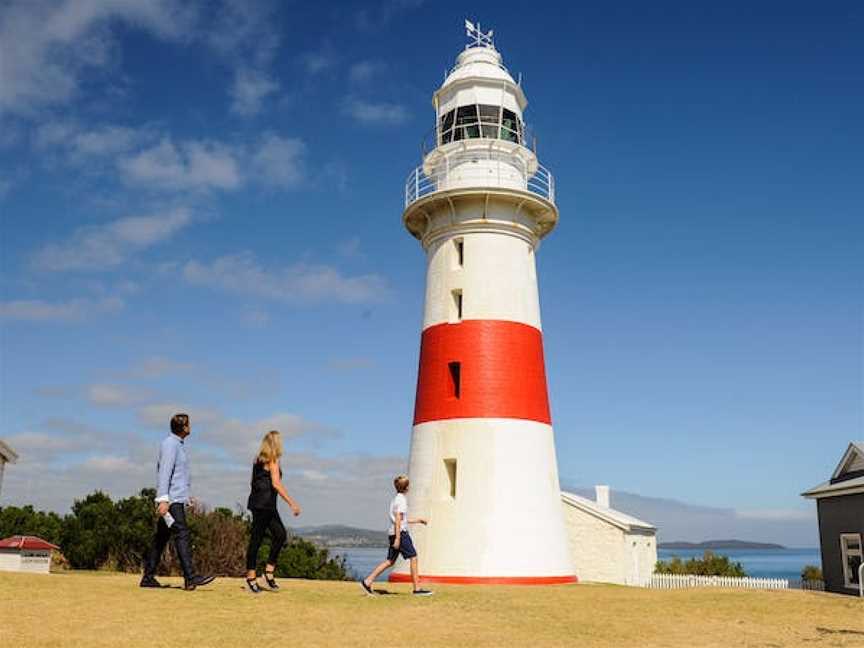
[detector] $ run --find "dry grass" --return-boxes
[1,572,862,647]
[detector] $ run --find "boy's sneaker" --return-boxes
[359,580,376,596]
[413,589,434,596]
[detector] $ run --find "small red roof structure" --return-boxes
[0,535,59,551]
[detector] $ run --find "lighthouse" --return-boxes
[391,22,576,584]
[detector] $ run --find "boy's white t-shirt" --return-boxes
[388,493,408,536]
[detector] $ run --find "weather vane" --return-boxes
[465,19,494,49]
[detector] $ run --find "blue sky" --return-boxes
[0,1,861,544]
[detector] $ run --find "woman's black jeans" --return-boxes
[246,508,287,571]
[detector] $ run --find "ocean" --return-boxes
[333,547,821,582]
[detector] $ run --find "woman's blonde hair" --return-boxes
[256,430,283,464]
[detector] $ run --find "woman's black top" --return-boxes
[247,461,280,511]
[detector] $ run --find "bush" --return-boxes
[0,505,63,545]
[801,565,822,581]
[259,536,350,581]
[655,551,747,577]
[158,503,249,577]
[5,492,350,581]
[60,491,118,569]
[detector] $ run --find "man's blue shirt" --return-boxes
[155,434,190,504]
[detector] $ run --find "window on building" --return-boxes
[438,104,524,146]
[450,289,463,322]
[448,361,461,399]
[443,459,457,499]
[840,534,863,589]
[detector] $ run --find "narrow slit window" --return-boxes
[451,289,463,321]
[444,459,457,499]
[454,239,464,267]
[448,361,461,399]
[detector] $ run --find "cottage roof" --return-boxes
[802,441,864,499]
[0,535,59,551]
[561,491,656,532]
[0,439,18,463]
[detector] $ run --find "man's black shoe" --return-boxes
[139,576,163,588]
[184,574,216,590]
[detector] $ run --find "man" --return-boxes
[140,413,215,590]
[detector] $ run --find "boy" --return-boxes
[360,474,433,596]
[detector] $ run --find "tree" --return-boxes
[261,536,350,581]
[0,505,63,544]
[60,491,117,569]
[801,565,822,581]
[655,551,747,577]
[112,489,159,572]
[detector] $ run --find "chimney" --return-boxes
[595,485,610,508]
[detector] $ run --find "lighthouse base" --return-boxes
[391,418,575,584]
[388,573,577,585]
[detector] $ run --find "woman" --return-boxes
[245,430,301,593]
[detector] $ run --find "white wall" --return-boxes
[561,503,657,585]
[394,418,574,578]
[0,550,52,574]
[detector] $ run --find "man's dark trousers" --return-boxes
[144,503,194,581]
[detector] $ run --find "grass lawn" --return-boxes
[1,572,862,647]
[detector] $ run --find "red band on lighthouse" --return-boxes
[413,319,552,425]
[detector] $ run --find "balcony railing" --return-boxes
[404,149,555,209]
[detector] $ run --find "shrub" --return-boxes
[258,536,350,581]
[655,551,747,577]
[6,492,350,581]
[60,491,118,569]
[0,505,63,544]
[801,565,822,581]
[158,503,249,577]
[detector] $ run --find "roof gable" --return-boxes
[560,491,656,532]
[831,442,864,484]
[0,535,59,551]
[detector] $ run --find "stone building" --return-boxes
[561,486,657,585]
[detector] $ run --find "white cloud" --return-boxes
[343,97,409,125]
[129,356,195,379]
[229,67,279,116]
[86,383,149,407]
[355,0,425,32]
[34,120,150,161]
[119,138,241,191]
[0,296,123,322]
[182,252,389,304]
[251,133,306,189]
[301,48,336,75]
[348,60,385,84]
[0,0,196,115]
[31,207,193,271]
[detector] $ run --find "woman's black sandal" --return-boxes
[245,577,262,594]
[264,570,279,590]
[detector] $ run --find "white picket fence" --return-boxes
[645,574,791,590]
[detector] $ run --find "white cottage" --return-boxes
[0,536,59,574]
[561,486,657,585]
[0,439,18,498]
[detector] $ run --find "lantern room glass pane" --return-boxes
[502,108,518,132]
[456,105,478,126]
[478,104,500,123]
[441,110,455,131]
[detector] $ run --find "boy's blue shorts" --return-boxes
[387,531,417,561]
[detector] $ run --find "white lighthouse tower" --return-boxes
[391,22,576,584]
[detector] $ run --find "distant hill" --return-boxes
[659,540,786,550]
[293,525,386,548]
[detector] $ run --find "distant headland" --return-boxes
[658,540,786,550]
